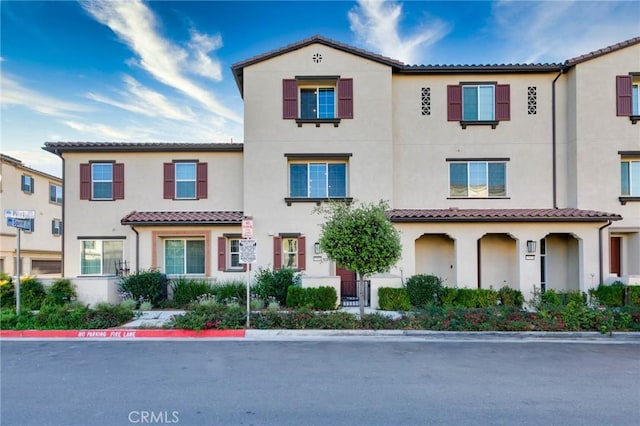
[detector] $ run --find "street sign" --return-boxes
[239,239,257,264]
[6,217,32,231]
[242,217,254,239]
[4,209,35,219]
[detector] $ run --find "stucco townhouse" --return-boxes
[43,35,639,307]
[0,154,63,277]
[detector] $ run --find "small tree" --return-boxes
[316,200,402,316]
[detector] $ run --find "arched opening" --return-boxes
[541,233,580,292]
[415,234,455,286]
[478,233,517,290]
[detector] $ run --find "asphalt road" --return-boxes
[1,340,638,426]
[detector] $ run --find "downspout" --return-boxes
[131,226,140,273]
[598,220,613,286]
[60,155,65,277]
[551,69,563,209]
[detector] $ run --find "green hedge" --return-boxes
[497,286,524,308]
[286,286,337,310]
[119,269,168,305]
[405,274,442,307]
[453,288,499,308]
[590,282,625,307]
[378,287,411,311]
[627,286,640,306]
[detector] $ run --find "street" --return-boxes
[1,339,639,425]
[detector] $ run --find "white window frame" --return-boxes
[52,219,62,236]
[632,83,639,116]
[49,183,63,204]
[164,238,205,276]
[299,84,336,119]
[621,159,640,196]
[174,163,197,200]
[282,237,298,269]
[449,161,508,198]
[21,175,34,193]
[463,84,495,121]
[228,238,243,270]
[288,161,348,198]
[91,163,113,200]
[80,239,123,276]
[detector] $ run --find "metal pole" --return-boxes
[246,263,251,328]
[15,227,21,315]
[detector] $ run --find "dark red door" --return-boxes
[610,237,621,276]
[336,265,357,298]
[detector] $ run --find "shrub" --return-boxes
[254,267,300,305]
[211,281,247,305]
[43,279,77,306]
[20,277,47,310]
[378,287,411,311]
[85,303,134,328]
[439,287,458,307]
[405,274,442,307]
[35,304,89,329]
[170,277,214,306]
[286,286,337,310]
[591,282,625,307]
[627,286,640,306]
[169,304,245,330]
[498,286,524,308]
[0,308,36,330]
[541,289,562,307]
[119,270,168,305]
[0,274,15,308]
[453,288,498,308]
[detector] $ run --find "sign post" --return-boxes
[240,216,256,329]
[5,209,36,315]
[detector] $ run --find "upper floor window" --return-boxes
[51,219,62,236]
[49,183,62,204]
[80,162,124,201]
[80,239,123,275]
[449,161,507,198]
[21,175,34,193]
[163,161,208,200]
[621,160,640,196]
[448,83,510,127]
[616,75,640,123]
[289,162,347,198]
[283,77,353,124]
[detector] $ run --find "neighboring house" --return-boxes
[43,35,640,307]
[0,154,63,277]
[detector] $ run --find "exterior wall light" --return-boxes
[314,242,321,255]
[526,240,537,253]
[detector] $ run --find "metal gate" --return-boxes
[340,280,370,307]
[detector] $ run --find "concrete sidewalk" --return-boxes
[120,310,185,328]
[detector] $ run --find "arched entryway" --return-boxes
[541,233,581,292]
[478,233,517,290]
[415,234,455,286]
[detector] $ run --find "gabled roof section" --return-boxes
[1,153,62,182]
[231,35,405,97]
[388,208,622,223]
[121,211,244,226]
[43,142,243,156]
[565,36,640,66]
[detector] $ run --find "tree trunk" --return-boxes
[357,272,365,318]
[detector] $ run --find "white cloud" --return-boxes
[348,0,449,64]
[87,75,197,122]
[3,149,63,178]
[62,120,134,140]
[491,0,640,63]
[1,74,89,117]
[81,0,241,123]
[188,30,224,80]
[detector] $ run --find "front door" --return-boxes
[610,237,622,276]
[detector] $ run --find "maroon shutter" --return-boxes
[113,163,124,200]
[273,237,282,270]
[283,79,298,119]
[218,237,226,271]
[80,163,91,200]
[197,162,208,199]
[447,85,462,121]
[337,78,353,118]
[495,84,510,121]
[616,75,632,116]
[297,236,306,271]
[163,163,175,199]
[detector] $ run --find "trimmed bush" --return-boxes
[119,269,168,305]
[453,288,498,308]
[85,303,134,329]
[286,286,337,310]
[170,277,214,306]
[254,267,300,305]
[43,279,77,306]
[591,282,625,307]
[405,274,442,307]
[169,304,246,330]
[627,286,640,306]
[378,287,411,311]
[439,287,458,307]
[498,286,524,308]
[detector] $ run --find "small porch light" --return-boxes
[314,242,321,255]
[526,240,537,254]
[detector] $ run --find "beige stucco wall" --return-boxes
[61,150,243,277]
[242,43,395,278]
[0,156,62,276]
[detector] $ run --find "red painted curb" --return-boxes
[0,329,246,339]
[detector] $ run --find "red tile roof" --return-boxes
[566,36,640,66]
[43,142,242,155]
[121,211,244,225]
[388,208,622,222]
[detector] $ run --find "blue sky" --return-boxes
[2,0,639,177]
